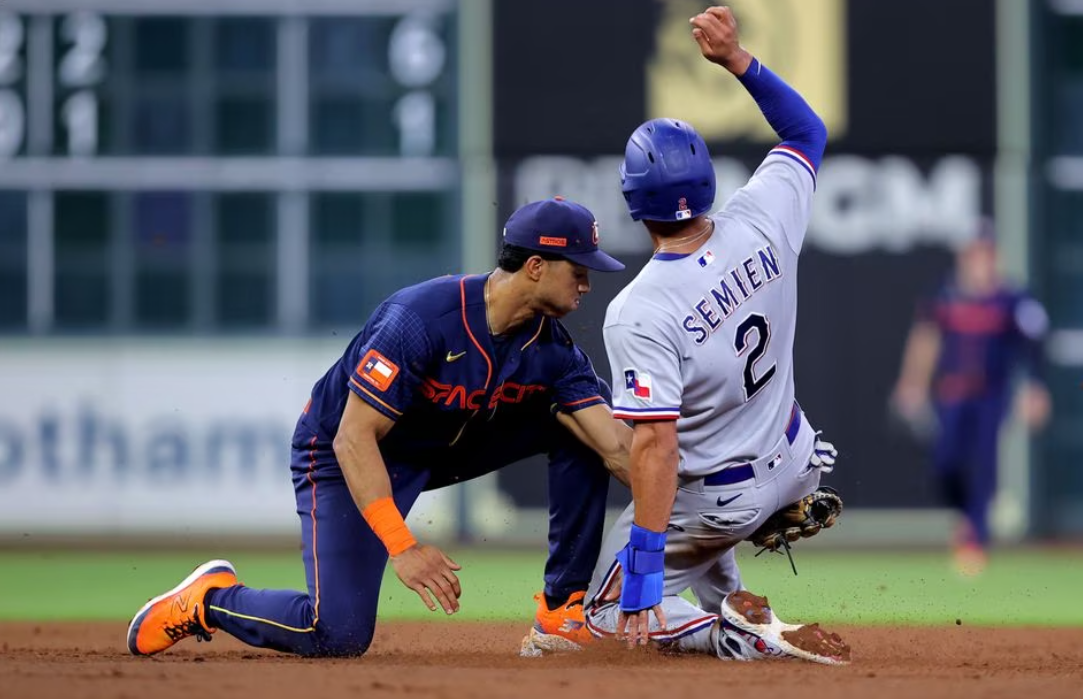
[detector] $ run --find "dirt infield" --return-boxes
[2,621,1082,699]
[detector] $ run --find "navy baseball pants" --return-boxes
[203,399,611,657]
[932,392,1008,546]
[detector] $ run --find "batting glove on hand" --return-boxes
[809,432,837,473]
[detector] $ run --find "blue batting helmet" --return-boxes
[619,118,716,222]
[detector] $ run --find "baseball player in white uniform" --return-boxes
[580,7,849,664]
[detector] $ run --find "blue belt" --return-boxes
[702,402,802,486]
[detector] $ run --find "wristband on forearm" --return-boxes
[362,497,417,556]
[618,523,667,612]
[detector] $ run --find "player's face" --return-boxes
[958,239,998,292]
[537,259,591,317]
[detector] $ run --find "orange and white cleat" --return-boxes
[126,559,238,656]
[520,590,592,656]
[953,543,988,577]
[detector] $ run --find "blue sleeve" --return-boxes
[553,345,606,413]
[347,302,433,420]
[737,57,828,171]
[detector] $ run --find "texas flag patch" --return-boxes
[357,349,400,392]
[624,369,652,401]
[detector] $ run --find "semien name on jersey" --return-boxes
[681,244,782,345]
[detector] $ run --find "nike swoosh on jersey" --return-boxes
[716,493,742,507]
[446,351,467,362]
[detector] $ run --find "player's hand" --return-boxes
[1016,381,1051,432]
[389,544,462,614]
[689,6,752,75]
[890,382,929,423]
[617,605,667,649]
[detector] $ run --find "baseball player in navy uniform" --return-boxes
[538,7,850,664]
[126,197,631,657]
[892,222,1050,575]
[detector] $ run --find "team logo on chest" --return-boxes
[624,369,652,401]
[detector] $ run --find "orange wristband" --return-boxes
[362,497,417,556]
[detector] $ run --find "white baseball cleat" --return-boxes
[715,590,851,665]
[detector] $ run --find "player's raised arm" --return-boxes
[691,6,827,172]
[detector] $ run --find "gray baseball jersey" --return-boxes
[606,145,816,474]
[584,146,825,650]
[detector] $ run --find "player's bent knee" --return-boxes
[311,622,374,658]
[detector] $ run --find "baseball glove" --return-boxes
[747,486,844,556]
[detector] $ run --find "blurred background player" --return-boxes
[892,219,1051,575]
[126,197,630,657]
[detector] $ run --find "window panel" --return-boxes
[216,194,274,245]
[309,18,385,82]
[135,268,188,327]
[1056,82,1083,154]
[132,192,191,329]
[310,97,366,154]
[133,17,190,76]
[1063,18,1083,74]
[55,191,109,247]
[1047,192,1083,326]
[310,193,377,325]
[392,192,445,245]
[134,192,191,251]
[214,193,274,327]
[214,18,275,74]
[217,271,271,326]
[215,95,274,154]
[0,190,26,244]
[0,192,26,329]
[310,264,369,327]
[312,193,368,244]
[54,191,111,328]
[55,269,109,327]
[133,94,191,154]
[0,272,25,329]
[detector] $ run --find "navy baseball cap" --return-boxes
[502,197,625,272]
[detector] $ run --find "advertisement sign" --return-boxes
[0,340,455,535]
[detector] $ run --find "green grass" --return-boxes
[1,548,1081,626]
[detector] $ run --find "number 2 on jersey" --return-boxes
[734,313,776,401]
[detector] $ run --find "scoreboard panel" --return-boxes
[0,0,462,334]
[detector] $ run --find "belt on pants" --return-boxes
[702,402,802,486]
